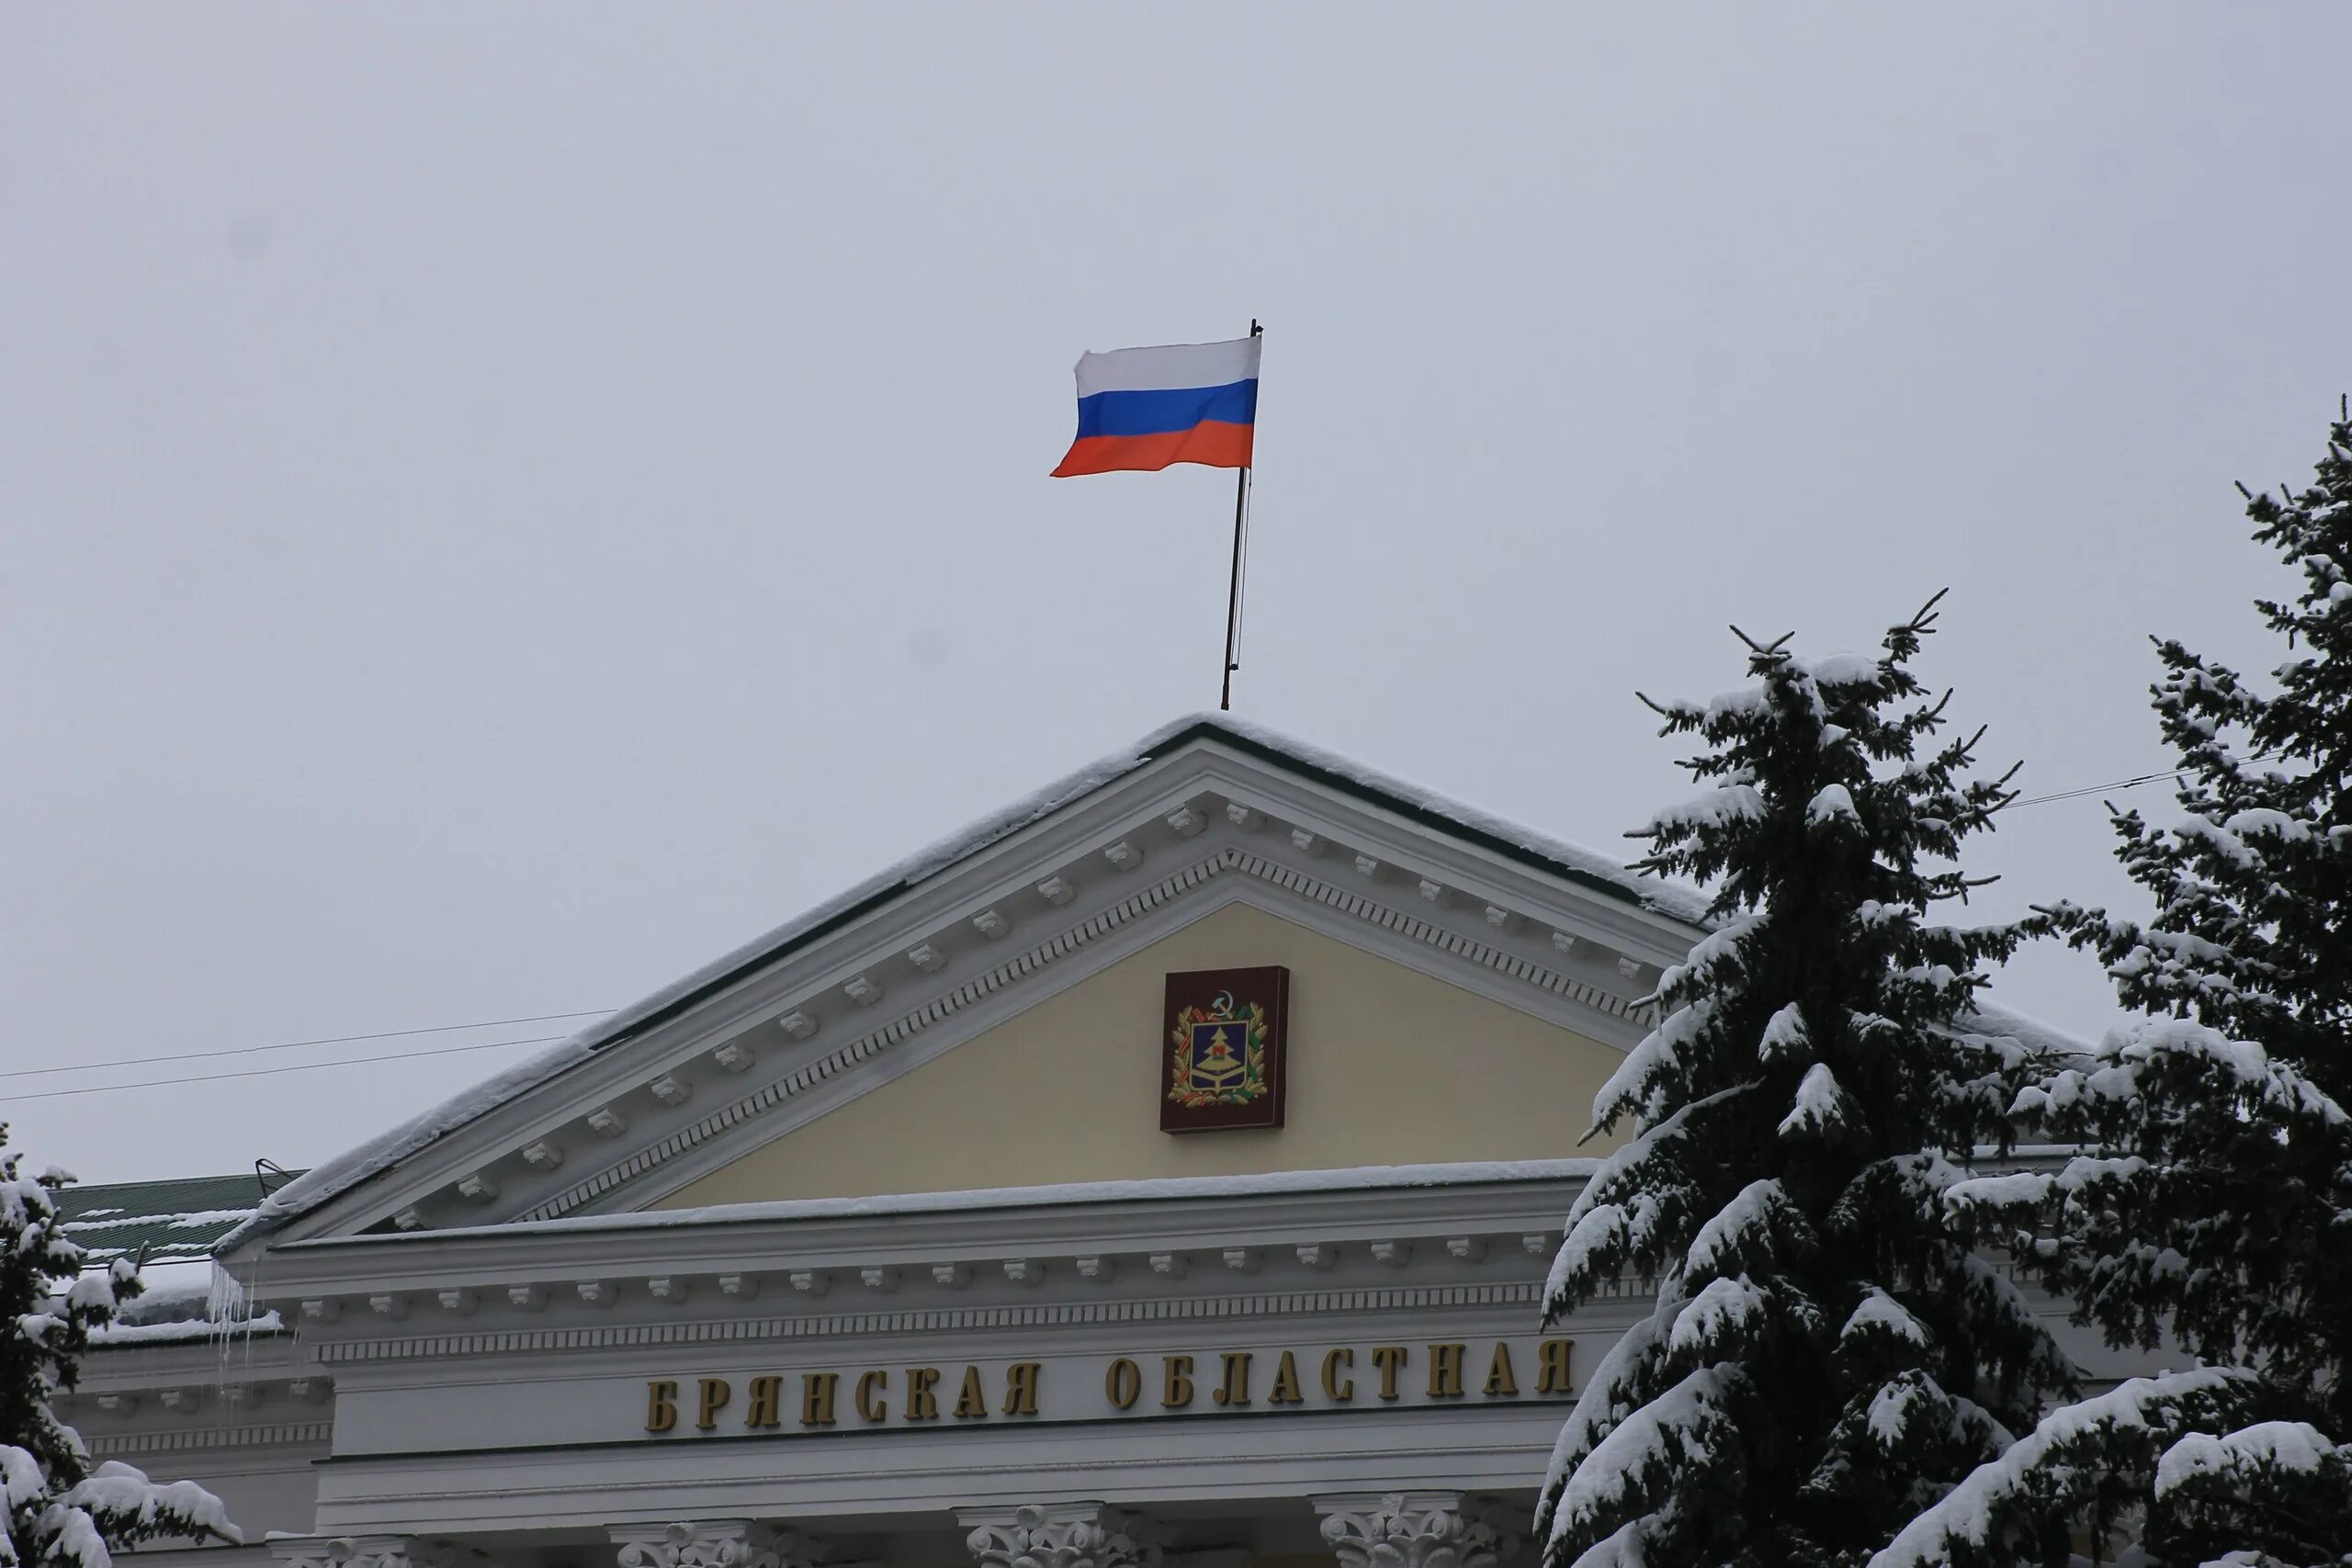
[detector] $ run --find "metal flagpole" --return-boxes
[1219,319,1261,712]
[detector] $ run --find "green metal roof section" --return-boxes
[55,1170,304,1265]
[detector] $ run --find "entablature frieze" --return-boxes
[305,1404,1572,1538]
[310,1318,1600,1482]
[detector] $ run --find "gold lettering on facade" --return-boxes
[1483,1342,1518,1397]
[1003,1361,1042,1416]
[1212,1350,1252,1406]
[1321,1347,1355,1402]
[1106,1358,1143,1410]
[855,1369,889,1423]
[907,1366,942,1421]
[643,1338,1573,1434]
[953,1365,988,1419]
[1428,1343,1465,1398]
[1162,1354,1194,1409]
[1268,1349,1305,1404]
[695,1377,731,1431]
[1537,1338,1573,1393]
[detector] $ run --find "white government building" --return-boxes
[61,717,2118,1568]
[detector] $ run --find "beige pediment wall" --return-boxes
[650,902,1632,1208]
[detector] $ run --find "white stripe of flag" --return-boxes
[1072,336,1263,398]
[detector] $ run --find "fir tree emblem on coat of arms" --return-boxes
[1171,991,1268,1106]
[1160,965,1290,1133]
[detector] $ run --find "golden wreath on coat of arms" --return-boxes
[1169,989,1271,1108]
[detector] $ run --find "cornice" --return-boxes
[248,1164,1590,1299]
[245,1168,1657,1369]
[311,1277,1646,1366]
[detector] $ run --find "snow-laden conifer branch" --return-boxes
[2,1128,239,1568]
[1980,404,2352,1561]
[1546,1365,1748,1568]
[1538,597,2059,1567]
[2151,1419,2352,1562]
[1868,1370,2260,1568]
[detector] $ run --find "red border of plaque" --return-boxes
[1159,965,1291,1134]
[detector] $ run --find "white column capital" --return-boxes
[957,1503,1170,1568]
[270,1538,500,1568]
[1310,1493,1523,1568]
[609,1522,829,1568]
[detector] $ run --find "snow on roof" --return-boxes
[1193,714,1715,926]
[80,1259,288,1348]
[1956,997,2094,1059]
[56,1172,301,1265]
[87,1312,286,1347]
[223,714,1709,1252]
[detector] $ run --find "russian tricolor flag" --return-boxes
[1051,335,1261,478]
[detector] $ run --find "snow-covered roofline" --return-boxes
[1956,998,2093,1060]
[551,712,1713,1063]
[223,714,1709,1253]
[269,1158,1610,1248]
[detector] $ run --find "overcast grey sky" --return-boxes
[6,6,2348,1183]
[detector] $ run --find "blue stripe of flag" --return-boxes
[1073,379,1258,439]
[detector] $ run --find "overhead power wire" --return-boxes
[0,1009,613,1082]
[2008,766,2192,810]
[2010,742,2279,809]
[9,1032,570,1102]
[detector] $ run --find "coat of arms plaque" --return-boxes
[1160,965,1290,1133]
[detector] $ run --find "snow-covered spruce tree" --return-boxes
[1914,404,2352,1567]
[1534,595,2072,1568]
[2,1124,238,1568]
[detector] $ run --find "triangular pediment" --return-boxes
[232,718,1704,1248]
